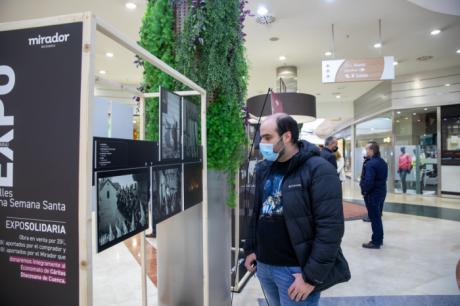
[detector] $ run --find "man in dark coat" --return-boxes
[320,136,338,169]
[244,113,350,306]
[360,141,388,249]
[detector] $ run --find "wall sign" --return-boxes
[322,56,395,83]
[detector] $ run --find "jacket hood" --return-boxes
[289,140,321,170]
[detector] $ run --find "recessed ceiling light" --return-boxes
[279,55,286,61]
[99,70,106,75]
[397,111,401,114]
[324,51,332,57]
[125,2,137,10]
[430,29,441,36]
[413,113,417,116]
[393,61,398,66]
[445,83,451,87]
[374,42,382,49]
[456,49,460,54]
[336,95,341,99]
[105,52,114,58]
[424,108,428,111]
[257,6,268,16]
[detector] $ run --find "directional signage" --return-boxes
[322,56,395,83]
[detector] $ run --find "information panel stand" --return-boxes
[0,12,208,306]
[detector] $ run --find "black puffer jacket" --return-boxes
[245,140,351,291]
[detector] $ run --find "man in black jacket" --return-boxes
[320,136,338,169]
[360,141,388,249]
[244,114,350,306]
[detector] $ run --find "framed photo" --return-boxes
[182,97,200,161]
[160,87,182,162]
[183,162,203,210]
[152,165,182,224]
[96,167,150,252]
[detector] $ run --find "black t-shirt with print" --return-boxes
[256,158,299,266]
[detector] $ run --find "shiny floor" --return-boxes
[342,180,460,210]
[233,211,460,305]
[91,181,460,305]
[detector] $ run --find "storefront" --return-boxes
[334,103,460,197]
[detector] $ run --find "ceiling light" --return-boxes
[99,70,106,75]
[125,2,137,10]
[279,55,286,61]
[457,49,460,54]
[336,95,341,99]
[445,83,451,87]
[424,108,428,111]
[430,29,441,36]
[257,6,268,16]
[374,42,382,49]
[397,111,401,114]
[393,61,398,66]
[324,51,332,57]
[413,113,416,116]
[105,52,114,58]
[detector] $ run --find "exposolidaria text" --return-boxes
[6,220,66,234]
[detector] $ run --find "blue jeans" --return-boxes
[364,194,385,246]
[256,261,321,306]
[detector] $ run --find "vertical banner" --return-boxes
[0,22,83,306]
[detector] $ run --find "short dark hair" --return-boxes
[325,136,336,146]
[368,141,380,156]
[276,115,299,144]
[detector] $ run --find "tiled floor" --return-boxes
[90,182,460,306]
[342,180,460,210]
[232,212,460,305]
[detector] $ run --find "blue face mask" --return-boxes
[259,135,284,161]
[259,143,279,161]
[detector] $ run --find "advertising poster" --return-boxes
[0,22,83,305]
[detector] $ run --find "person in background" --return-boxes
[397,147,412,193]
[320,136,338,169]
[244,113,350,306]
[360,141,388,249]
[335,151,346,183]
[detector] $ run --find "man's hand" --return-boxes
[288,273,315,302]
[244,253,257,273]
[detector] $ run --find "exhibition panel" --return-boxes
[96,168,150,252]
[0,20,84,306]
[0,12,209,306]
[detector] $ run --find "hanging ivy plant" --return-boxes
[139,0,177,141]
[177,0,249,207]
[139,0,250,207]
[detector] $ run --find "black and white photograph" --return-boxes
[97,168,150,252]
[160,87,181,161]
[183,98,200,161]
[184,162,203,210]
[152,165,182,224]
